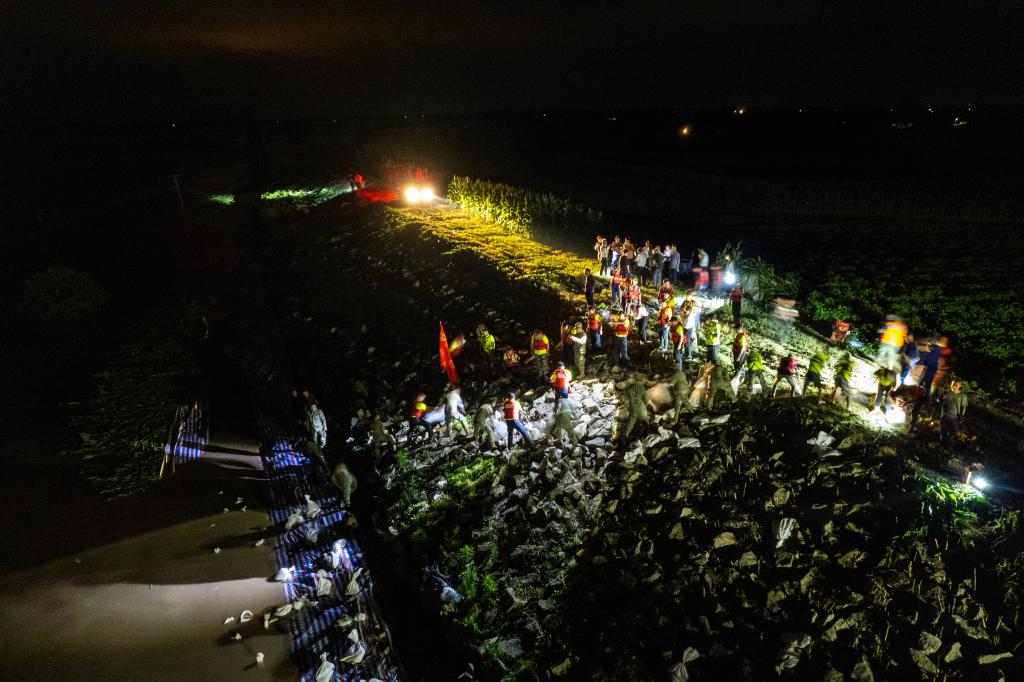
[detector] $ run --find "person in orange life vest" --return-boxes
[530,329,550,378]
[658,300,674,351]
[550,361,573,409]
[732,329,749,374]
[612,313,631,366]
[625,279,640,308]
[503,346,520,369]
[503,391,534,449]
[670,318,688,371]
[448,332,466,358]
[730,284,745,327]
[586,308,603,357]
[407,393,433,443]
[876,315,907,371]
[609,267,624,307]
[658,280,674,305]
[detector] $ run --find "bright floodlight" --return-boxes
[970,476,989,491]
[724,271,737,285]
[404,186,422,203]
[420,186,435,201]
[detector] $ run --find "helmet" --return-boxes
[507,391,516,398]
[557,361,565,368]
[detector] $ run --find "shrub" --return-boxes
[447,176,601,236]
[22,266,109,323]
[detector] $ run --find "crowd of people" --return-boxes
[392,239,967,457]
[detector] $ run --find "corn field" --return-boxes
[447,176,601,236]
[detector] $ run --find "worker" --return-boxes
[707,359,737,408]
[550,397,580,446]
[330,461,358,506]
[701,315,721,363]
[444,386,469,436]
[631,301,650,343]
[626,279,641,308]
[729,284,745,327]
[918,339,943,402]
[939,381,968,447]
[670,317,687,371]
[671,368,691,415]
[550,361,573,409]
[876,315,907,371]
[473,402,496,449]
[682,299,697,360]
[476,325,496,358]
[503,392,534,449]
[898,333,919,386]
[569,322,587,377]
[369,414,390,459]
[584,268,596,307]
[620,381,650,442]
[610,267,624,307]
[731,329,749,375]
[772,354,800,397]
[803,348,829,401]
[407,393,430,444]
[308,402,328,451]
[657,300,674,351]
[873,366,897,413]
[658,280,674,306]
[530,329,550,379]
[586,307,603,357]
[744,349,767,396]
[612,313,631,366]
[559,321,575,367]
[503,346,520,370]
[831,353,855,409]
[448,332,467,358]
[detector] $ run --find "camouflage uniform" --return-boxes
[330,462,358,506]
[473,404,496,448]
[707,362,736,408]
[622,382,650,440]
[672,369,691,415]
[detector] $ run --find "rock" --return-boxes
[917,631,942,655]
[978,652,1012,665]
[850,656,874,682]
[943,642,962,663]
[737,551,758,568]
[838,550,866,568]
[669,523,684,540]
[712,532,737,549]
[909,649,939,675]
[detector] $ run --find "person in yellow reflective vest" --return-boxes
[702,316,721,363]
[873,366,897,413]
[803,348,829,401]
[831,353,855,409]
[744,349,767,395]
[530,329,550,378]
[476,324,495,357]
[407,393,432,444]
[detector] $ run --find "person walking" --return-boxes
[898,333,919,387]
[503,392,534,449]
[939,381,967,447]
[308,402,328,450]
[772,354,800,397]
[550,397,580,446]
[584,268,596,307]
[876,315,907,371]
[444,386,469,436]
[702,315,721,363]
[918,340,943,402]
[473,402,496,448]
[530,329,550,379]
[550,361,573,409]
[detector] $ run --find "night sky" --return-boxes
[4,1,1023,128]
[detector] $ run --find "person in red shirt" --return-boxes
[610,268,624,307]
[772,354,800,397]
[729,285,745,327]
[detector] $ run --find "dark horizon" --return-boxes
[5,1,1024,130]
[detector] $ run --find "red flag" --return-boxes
[439,322,460,386]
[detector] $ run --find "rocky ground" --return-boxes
[256,193,1024,681]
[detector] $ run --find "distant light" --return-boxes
[970,476,989,491]
[680,125,691,137]
[404,186,422,203]
[209,193,235,206]
[735,106,747,116]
